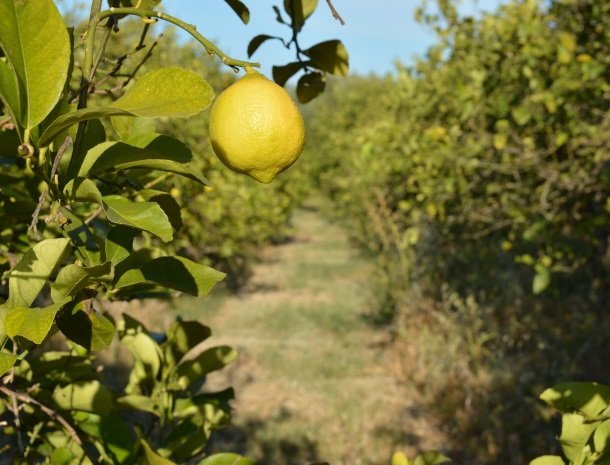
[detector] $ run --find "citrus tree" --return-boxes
[303,0,610,463]
[0,0,348,462]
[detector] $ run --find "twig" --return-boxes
[84,206,104,225]
[97,7,260,71]
[51,135,73,182]
[28,190,47,241]
[28,135,73,239]
[0,385,100,463]
[325,0,345,25]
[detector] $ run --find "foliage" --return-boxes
[303,0,610,463]
[0,315,235,464]
[0,0,334,462]
[531,382,610,465]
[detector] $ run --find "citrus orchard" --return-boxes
[208,68,306,183]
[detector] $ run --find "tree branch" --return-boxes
[97,7,260,71]
[325,0,345,25]
[0,385,100,463]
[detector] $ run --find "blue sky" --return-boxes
[60,0,506,78]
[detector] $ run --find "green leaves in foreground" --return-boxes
[39,67,215,146]
[531,382,610,465]
[198,453,262,465]
[115,256,226,296]
[0,0,71,129]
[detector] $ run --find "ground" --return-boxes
[172,206,445,465]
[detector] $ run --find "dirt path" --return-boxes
[190,207,443,465]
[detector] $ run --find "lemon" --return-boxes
[208,68,306,183]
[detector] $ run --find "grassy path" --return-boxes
[178,206,442,465]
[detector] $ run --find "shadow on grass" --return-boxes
[206,419,322,465]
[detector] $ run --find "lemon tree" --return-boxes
[209,68,305,183]
[0,0,347,463]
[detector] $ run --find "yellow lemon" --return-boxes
[208,68,305,183]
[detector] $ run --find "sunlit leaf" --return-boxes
[176,346,237,389]
[40,68,214,146]
[53,380,113,413]
[197,453,262,465]
[529,456,565,465]
[51,262,112,302]
[0,59,22,126]
[5,298,69,344]
[141,439,178,465]
[166,320,212,367]
[559,413,596,462]
[4,238,71,309]
[0,352,18,377]
[0,0,70,128]
[102,195,174,242]
[540,382,610,418]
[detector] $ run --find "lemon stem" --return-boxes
[97,8,260,71]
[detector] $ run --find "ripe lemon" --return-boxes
[208,68,306,183]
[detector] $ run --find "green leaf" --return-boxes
[113,67,214,117]
[540,382,610,418]
[105,225,138,265]
[296,72,326,103]
[533,266,551,294]
[79,140,187,176]
[139,190,183,232]
[51,261,112,302]
[140,439,178,465]
[529,457,565,465]
[4,238,71,308]
[247,34,278,58]
[0,59,22,125]
[53,380,113,414]
[198,453,262,465]
[413,452,451,465]
[120,331,162,391]
[115,394,160,416]
[57,307,115,351]
[102,195,174,242]
[0,0,70,128]
[63,178,103,203]
[304,40,349,76]
[283,0,318,31]
[176,345,237,390]
[272,61,306,87]
[75,137,208,185]
[111,115,155,141]
[166,320,212,367]
[0,352,18,377]
[224,0,250,24]
[115,256,226,296]
[594,420,610,459]
[40,67,214,146]
[50,448,76,465]
[119,0,161,8]
[559,413,597,462]
[4,298,69,344]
